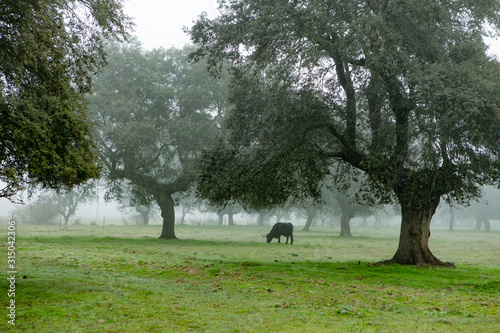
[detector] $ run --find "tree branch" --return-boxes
[333,57,357,148]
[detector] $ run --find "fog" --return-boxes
[3,187,498,231]
[1,1,499,230]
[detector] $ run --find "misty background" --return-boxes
[1,0,499,230]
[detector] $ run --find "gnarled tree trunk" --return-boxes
[378,193,454,267]
[157,192,177,239]
[339,207,354,236]
[302,207,317,231]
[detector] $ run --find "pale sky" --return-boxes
[123,0,219,49]
[123,0,499,56]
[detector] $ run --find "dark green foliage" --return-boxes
[197,71,333,209]
[190,0,500,265]
[191,0,500,207]
[0,0,131,198]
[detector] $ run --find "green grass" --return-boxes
[2,224,499,332]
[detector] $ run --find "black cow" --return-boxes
[264,222,294,244]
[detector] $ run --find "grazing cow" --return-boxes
[264,222,294,244]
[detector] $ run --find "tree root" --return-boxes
[374,258,456,268]
[158,235,178,240]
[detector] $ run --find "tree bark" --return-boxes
[157,192,177,239]
[340,211,353,236]
[377,194,454,267]
[228,212,235,226]
[302,208,317,231]
[340,203,356,236]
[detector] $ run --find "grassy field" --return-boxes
[1,224,499,332]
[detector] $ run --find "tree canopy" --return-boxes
[191,0,500,266]
[0,0,131,198]
[89,42,224,239]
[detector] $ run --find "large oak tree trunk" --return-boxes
[378,194,454,267]
[157,193,177,239]
[339,207,354,236]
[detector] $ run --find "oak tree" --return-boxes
[56,182,98,226]
[191,0,500,266]
[0,0,131,198]
[90,42,221,239]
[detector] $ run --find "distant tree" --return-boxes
[56,182,97,226]
[270,206,293,224]
[173,189,200,225]
[337,194,379,235]
[448,208,455,232]
[176,199,193,225]
[335,195,356,237]
[90,42,222,239]
[118,202,156,226]
[134,205,153,226]
[14,195,59,225]
[115,185,159,225]
[216,202,242,226]
[475,211,491,233]
[251,206,293,226]
[191,0,500,266]
[443,186,499,232]
[301,201,320,232]
[0,0,131,199]
[256,211,271,226]
[291,197,328,231]
[469,187,499,232]
[320,178,379,236]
